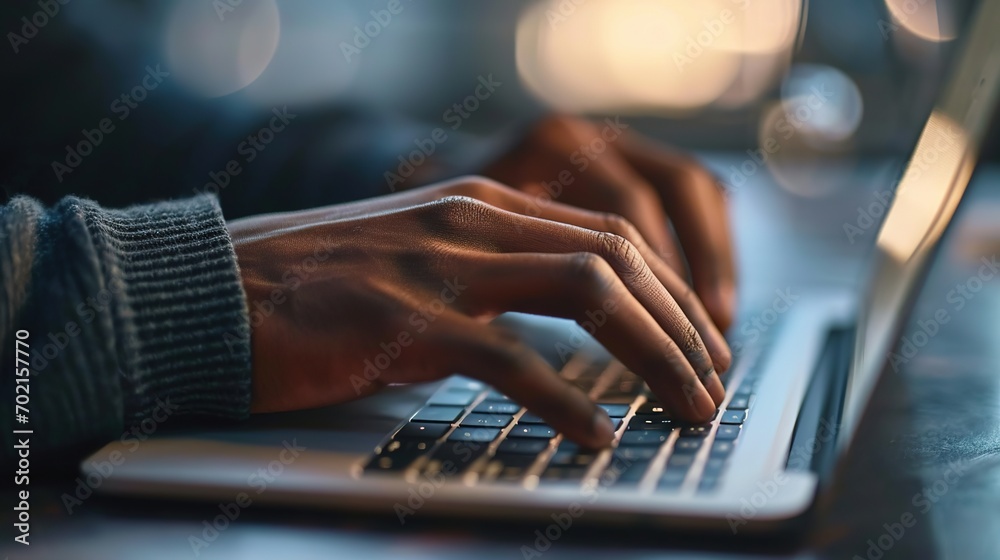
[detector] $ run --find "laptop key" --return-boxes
[460,413,513,428]
[485,453,538,482]
[608,460,651,485]
[627,417,673,431]
[721,410,748,425]
[473,402,522,415]
[448,427,501,443]
[673,438,703,454]
[698,475,721,493]
[619,430,670,446]
[635,401,670,416]
[703,456,728,475]
[428,389,479,407]
[549,449,599,467]
[727,396,751,410]
[425,441,489,475]
[715,425,741,440]
[541,465,590,482]
[365,440,433,473]
[598,404,631,417]
[411,406,465,423]
[679,424,712,438]
[666,452,696,469]
[396,422,451,440]
[711,441,735,456]
[518,412,546,424]
[614,446,659,461]
[508,425,557,439]
[497,438,549,455]
[656,468,687,491]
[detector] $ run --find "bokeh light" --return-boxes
[884,0,957,42]
[780,64,864,144]
[166,0,281,98]
[516,0,803,113]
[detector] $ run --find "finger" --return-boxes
[420,197,722,417]
[418,311,616,449]
[618,137,737,330]
[449,251,722,418]
[567,148,687,275]
[474,182,730,374]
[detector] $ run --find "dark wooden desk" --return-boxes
[5,160,1000,560]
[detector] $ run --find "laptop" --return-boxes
[83,0,1000,534]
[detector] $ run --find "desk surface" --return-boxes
[5,159,1000,560]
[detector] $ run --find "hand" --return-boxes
[482,115,736,330]
[228,177,730,449]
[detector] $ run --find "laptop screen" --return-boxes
[841,0,1000,448]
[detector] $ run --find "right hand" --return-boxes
[228,177,730,449]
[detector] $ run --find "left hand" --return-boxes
[482,115,736,331]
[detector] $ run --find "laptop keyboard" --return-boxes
[363,337,771,494]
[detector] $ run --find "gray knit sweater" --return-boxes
[1,195,251,460]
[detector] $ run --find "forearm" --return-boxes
[1,195,252,460]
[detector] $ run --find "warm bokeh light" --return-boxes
[884,0,957,42]
[516,0,803,113]
[877,111,971,262]
[166,0,281,98]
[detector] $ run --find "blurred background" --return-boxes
[0,0,989,210]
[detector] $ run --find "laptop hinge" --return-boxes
[785,326,854,479]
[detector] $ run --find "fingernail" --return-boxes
[592,409,616,445]
[693,385,718,421]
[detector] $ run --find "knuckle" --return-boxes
[595,231,644,276]
[600,212,642,243]
[679,323,705,359]
[427,195,496,228]
[448,175,508,201]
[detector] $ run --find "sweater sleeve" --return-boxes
[1,194,251,460]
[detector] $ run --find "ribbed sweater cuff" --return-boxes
[82,195,252,423]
